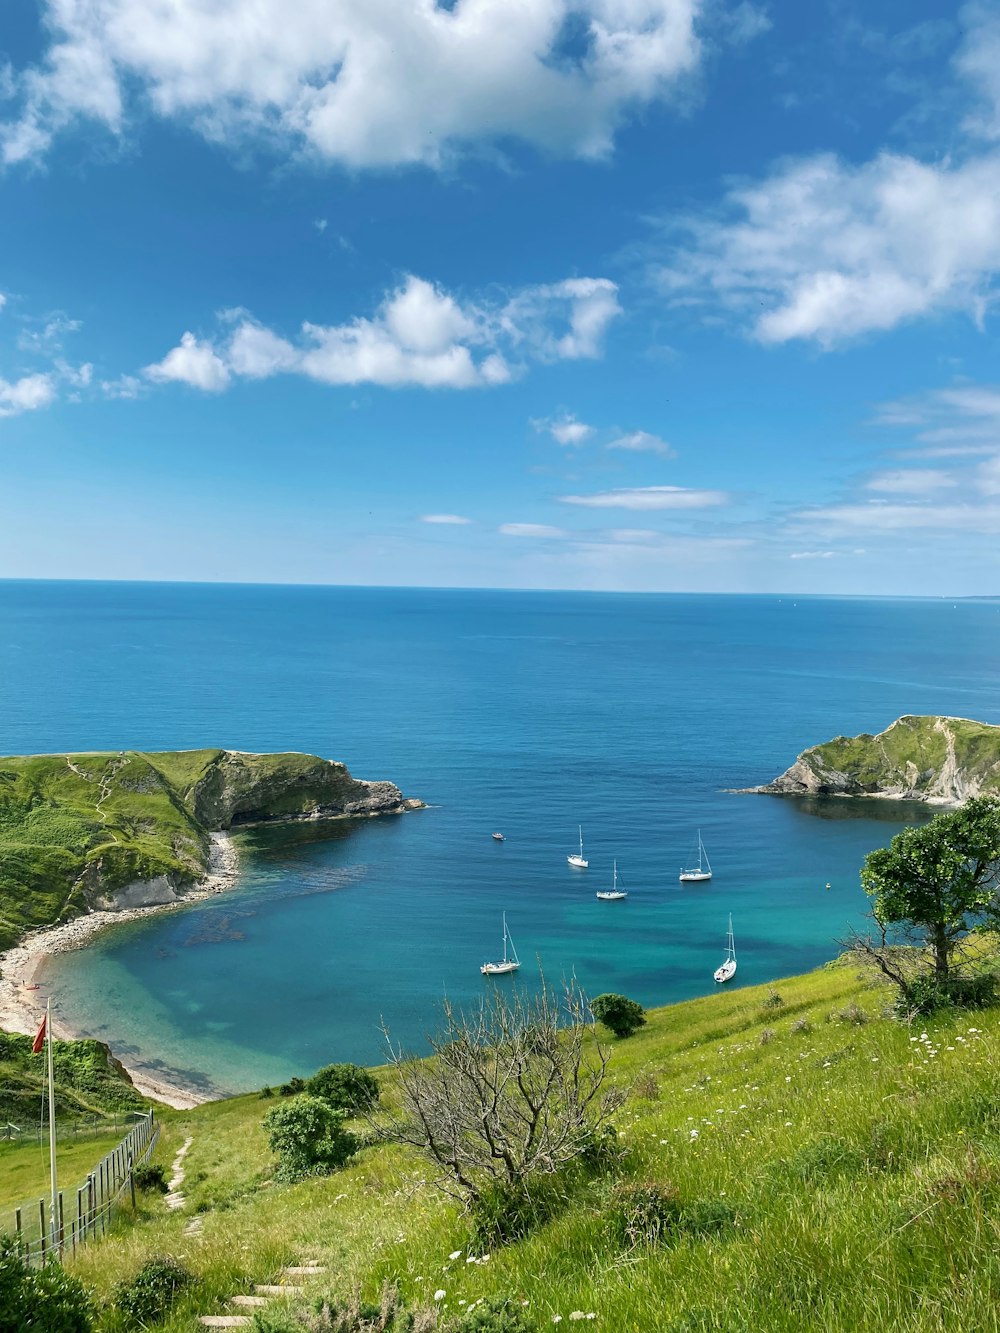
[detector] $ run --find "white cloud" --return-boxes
[421,514,473,525]
[0,293,7,312]
[100,373,143,400]
[655,149,1000,346]
[144,331,231,392]
[499,523,567,538]
[607,527,659,541]
[607,429,674,456]
[533,414,595,446]
[874,382,1000,454]
[504,279,621,360]
[145,272,618,394]
[956,1,1000,140]
[558,484,727,509]
[865,468,957,494]
[789,549,836,560]
[2,0,701,170]
[18,314,82,354]
[721,2,772,45]
[0,372,56,417]
[800,500,1000,533]
[314,218,328,233]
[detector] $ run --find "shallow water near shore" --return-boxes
[5,582,1000,1097]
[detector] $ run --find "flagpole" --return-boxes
[45,998,59,1256]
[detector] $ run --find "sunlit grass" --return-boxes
[56,959,1000,1330]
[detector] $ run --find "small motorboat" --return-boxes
[492,832,505,842]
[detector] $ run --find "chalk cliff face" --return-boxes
[749,715,1000,805]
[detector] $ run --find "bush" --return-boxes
[279,1077,307,1097]
[468,1175,571,1247]
[838,1004,870,1026]
[449,1296,537,1331]
[253,1281,437,1332]
[0,1234,93,1333]
[133,1162,168,1194]
[306,1064,380,1114]
[895,970,998,1018]
[263,1095,358,1181]
[590,993,646,1039]
[607,1181,681,1249]
[632,1071,659,1100]
[113,1257,192,1326]
[763,990,784,1010]
[791,1018,812,1034]
[759,1028,775,1045]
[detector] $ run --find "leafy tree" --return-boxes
[590,993,646,1039]
[0,1233,93,1333]
[306,1063,380,1114]
[850,796,1000,1011]
[263,1094,357,1181]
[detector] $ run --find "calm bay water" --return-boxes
[3,582,1000,1096]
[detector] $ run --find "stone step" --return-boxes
[284,1266,327,1275]
[255,1285,303,1296]
[198,1319,251,1329]
[230,1296,269,1308]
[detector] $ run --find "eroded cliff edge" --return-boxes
[745,715,1000,804]
[0,748,421,945]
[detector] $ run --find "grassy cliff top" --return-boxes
[0,748,407,949]
[57,958,1000,1332]
[759,714,1000,802]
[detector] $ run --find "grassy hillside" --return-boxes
[0,749,409,949]
[759,714,1000,803]
[0,1030,144,1131]
[57,960,1000,1332]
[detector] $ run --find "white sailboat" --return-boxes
[714,914,737,983]
[596,859,628,901]
[481,912,521,975]
[567,825,588,869]
[679,829,712,883]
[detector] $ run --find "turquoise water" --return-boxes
[4,582,1000,1097]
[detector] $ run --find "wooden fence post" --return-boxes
[128,1154,136,1209]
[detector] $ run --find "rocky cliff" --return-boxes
[0,748,420,945]
[748,715,1000,804]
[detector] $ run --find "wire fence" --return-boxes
[0,1111,150,1145]
[10,1110,159,1265]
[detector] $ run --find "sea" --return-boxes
[3,581,999,1099]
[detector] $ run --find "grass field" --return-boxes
[0,1132,127,1215]
[41,956,1000,1333]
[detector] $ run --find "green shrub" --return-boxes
[263,1095,357,1181]
[278,1077,306,1097]
[607,1181,681,1249]
[469,1175,571,1247]
[763,990,784,1010]
[590,993,646,1039]
[760,1028,775,1045]
[448,1295,537,1331]
[112,1256,192,1326]
[791,1017,812,1034]
[0,1234,93,1333]
[838,1004,870,1026]
[133,1162,169,1194]
[306,1064,380,1114]
[896,970,998,1017]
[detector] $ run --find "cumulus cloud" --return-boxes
[533,414,595,446]
[145,272,619,394]
[607,429,674,456]
[956,1,1000,140]
[421,513,473,525]
[144,331,231,391]
[655,149,1000,346]
[558,484,728,509]
[0,372,56,417]
[1,0,701,169]
[499,523,567,537]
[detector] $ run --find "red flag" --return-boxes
[31,1015,46,1054]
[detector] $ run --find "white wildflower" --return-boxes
[434,1291,446,1302]
[449,1251,462,1260]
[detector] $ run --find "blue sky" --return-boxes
[2,0,1000,594]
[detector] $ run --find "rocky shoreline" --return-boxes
[0,832,241,1110]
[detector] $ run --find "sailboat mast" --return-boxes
[46,998,59,1254]
[502,912,508,963]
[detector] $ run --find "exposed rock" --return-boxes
[746,715,1000,805]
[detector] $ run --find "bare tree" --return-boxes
[378,978,623,1203]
